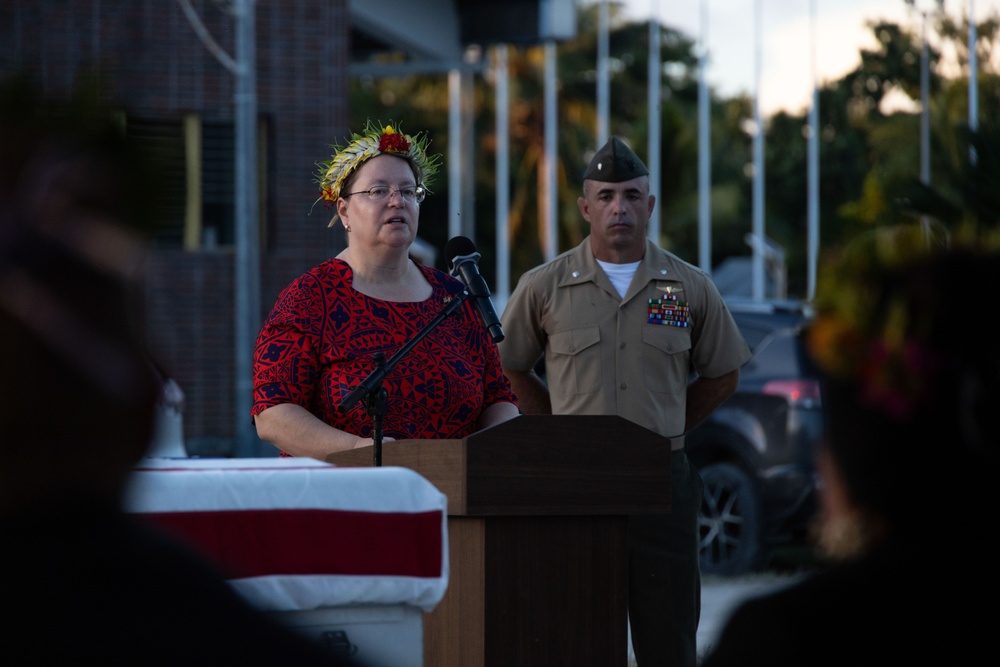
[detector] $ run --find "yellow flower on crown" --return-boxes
[314,120,440,211]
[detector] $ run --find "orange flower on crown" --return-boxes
[807,224,950,421]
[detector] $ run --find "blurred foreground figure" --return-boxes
[701,226,1000,666]
[0,77,348,665]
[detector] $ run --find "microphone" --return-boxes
[445,236,505,343]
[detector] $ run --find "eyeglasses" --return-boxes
[343,185,426,204]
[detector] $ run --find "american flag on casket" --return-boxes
[124,457,448,613]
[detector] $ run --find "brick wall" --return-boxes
[2,0,350,455]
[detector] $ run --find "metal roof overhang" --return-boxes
[349,0,576,76]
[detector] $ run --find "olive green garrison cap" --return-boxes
[582,136,649,182]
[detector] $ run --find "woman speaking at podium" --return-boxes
[252,122,518,459]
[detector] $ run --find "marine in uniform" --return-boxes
[499,136,751,667]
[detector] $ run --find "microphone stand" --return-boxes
[338,289,471,466]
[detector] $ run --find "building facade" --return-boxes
[2,0,351,455]
[3,0,575,456]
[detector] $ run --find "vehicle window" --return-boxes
[752,332,800,376]
[734,321,773,353]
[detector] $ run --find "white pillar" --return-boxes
[597,0,610,147]
[969,0,979,164]
[233,0,261,456]
[543,40,558,261]
[697,0,711,271]
[648,4,662,243]
[494,45,511,309]
[751,0,765,301]
[448,69,462,241]
[807,0,820,302]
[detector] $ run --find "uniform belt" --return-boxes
[670,435,685,451]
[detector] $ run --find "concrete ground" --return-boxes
[626,572,805,666]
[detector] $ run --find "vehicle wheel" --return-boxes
[698,462,761,576]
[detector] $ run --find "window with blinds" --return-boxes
[124,113,266,251]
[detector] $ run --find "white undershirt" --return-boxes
[596,259,641,298]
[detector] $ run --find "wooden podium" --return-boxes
[326,414,671,667]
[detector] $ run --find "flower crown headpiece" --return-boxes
[315,120,440,217]
[806,224,951,421]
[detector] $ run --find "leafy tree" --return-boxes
[347,4,1000,299]
[347,3,728,285]
[765,9,1000,289]
[877,12,1000,233]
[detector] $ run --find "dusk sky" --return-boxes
[610,0,995,115]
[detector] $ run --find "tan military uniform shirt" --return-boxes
[500,237,751,440]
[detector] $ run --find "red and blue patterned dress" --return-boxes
[252,259,516,449]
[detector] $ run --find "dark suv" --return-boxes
[687,299,822,576]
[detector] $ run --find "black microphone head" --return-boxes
[445,236,478,271]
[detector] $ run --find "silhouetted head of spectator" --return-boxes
[808,225,1000,555]
[0,75,163,514]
